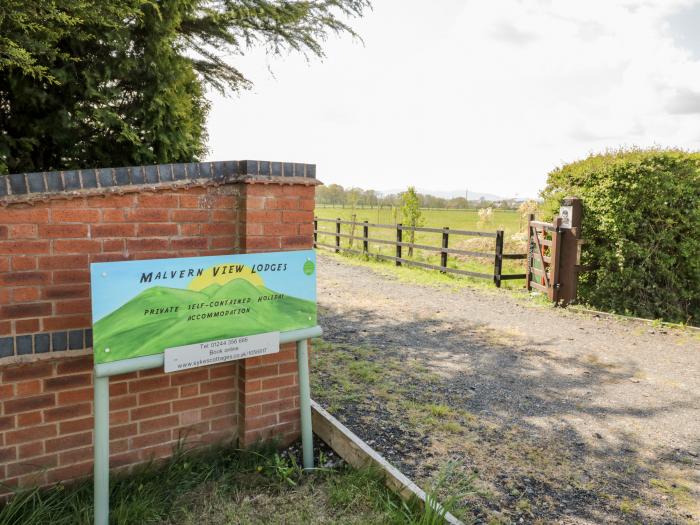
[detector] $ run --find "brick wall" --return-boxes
[1,185,241,342]
[0,160,317,497]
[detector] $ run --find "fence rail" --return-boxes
[315,218,497,237]
[314,217,527,287]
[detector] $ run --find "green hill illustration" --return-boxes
[93,278,316,363]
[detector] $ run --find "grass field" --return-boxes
[314,206,530,289]
[315,206,525,234]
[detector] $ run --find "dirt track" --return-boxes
[312,253,700,524]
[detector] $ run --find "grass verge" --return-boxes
[317,249,550,304]
[0,441,448,525]
[311,339,482,522]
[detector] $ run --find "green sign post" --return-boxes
[90,250,320,525]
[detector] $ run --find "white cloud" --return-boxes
[490,22,539,45]
[205,0,700,197]
[667,89,700,114]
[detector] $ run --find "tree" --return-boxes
[325,184,345,207]
[447,196,467,209]
[346,187,361,209]
[0,0,369,174]
[364,189,377,208]
[400,186,423,257]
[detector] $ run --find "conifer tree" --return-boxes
[0,0,369,174]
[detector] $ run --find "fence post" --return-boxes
[494,229,504,288]
[313,218,318,247]
[396,223,402,266]
[556,197,583,306]
[526,214,534,292]
[549,217,563,302]
[440,227,449,273]
[363,220,369,254]
[335,218,341,253]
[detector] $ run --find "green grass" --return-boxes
[426,404,454,418]
[347,360,383,383]
[649,478,694,509]
[0,441,448,525]
[315,206,528,289]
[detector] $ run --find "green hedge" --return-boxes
[541,149,700,325]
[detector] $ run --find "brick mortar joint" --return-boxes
[0,347,92,369]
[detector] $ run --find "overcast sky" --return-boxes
[205,0,700,198]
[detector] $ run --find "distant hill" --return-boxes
[93,279,316,363]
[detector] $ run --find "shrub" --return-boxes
[477,207,493,227]
[540,148,700,325]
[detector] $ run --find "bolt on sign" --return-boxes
[90,250,317,368]
[559,205,573,229]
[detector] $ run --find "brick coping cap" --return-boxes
[0,160,318,202]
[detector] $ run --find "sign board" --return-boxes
[559,205,573,229]
[164,331,280,373]
[90,250,316,364]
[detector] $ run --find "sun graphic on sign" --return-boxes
[188,264,264,291]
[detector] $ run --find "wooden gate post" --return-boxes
[549,217,563,302]
[556,197,583,305]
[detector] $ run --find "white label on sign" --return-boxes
[164,332,280,373]
[559,205,573,229]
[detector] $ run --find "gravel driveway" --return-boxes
[312,253,700,524]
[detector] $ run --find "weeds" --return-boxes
[265,452,303,486]
[427,404,454,418]
[403,461,475,525]
[0,441,274,525]
[0,441,460,525]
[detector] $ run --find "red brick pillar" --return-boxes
[237,180,316,445]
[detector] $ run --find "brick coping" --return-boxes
[0,160,318,203]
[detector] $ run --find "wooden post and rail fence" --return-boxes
[313,218,526,287]
[313,197,583,304]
